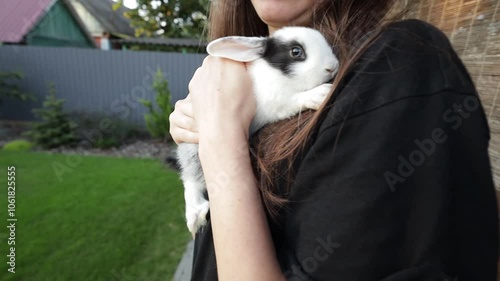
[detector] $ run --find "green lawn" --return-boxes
[0,151,190,281]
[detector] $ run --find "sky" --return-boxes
[123,0,138,9]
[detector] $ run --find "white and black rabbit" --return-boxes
[177,27,339,236]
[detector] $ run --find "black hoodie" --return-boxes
[190,19,499,281]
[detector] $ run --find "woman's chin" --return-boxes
[259,11,312,29]
[251,0,314,28]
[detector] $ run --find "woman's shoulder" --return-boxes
[356,18,474,94]
[382,18,450,43]
[319,19,477,132]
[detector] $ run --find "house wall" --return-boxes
[407,0,500,190]
[26,1,93,48]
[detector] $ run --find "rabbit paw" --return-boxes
[302,83,332,110]
[186,201,210,237]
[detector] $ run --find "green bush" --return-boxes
[24,83,77,149]
[0,71,36,105]
[95,137,120,149]
[72,112,144,149]
[2,139,33,151]
[140,69,172,142]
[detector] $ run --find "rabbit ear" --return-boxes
[207,36,266,62]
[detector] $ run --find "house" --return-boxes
[68,0,204,52]
[0,0,95,48]
[67,0,135,50]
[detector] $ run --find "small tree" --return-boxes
[0,71,36,105]
[25,83,77,148]
[140,69,172,142]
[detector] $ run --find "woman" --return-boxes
[170,0,499,280]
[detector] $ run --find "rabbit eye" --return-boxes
[290,46,304,58]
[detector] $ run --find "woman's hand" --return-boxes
[169,95,198,145]
[188,56,255,145]
[170,55,253,145]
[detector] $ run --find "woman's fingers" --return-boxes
[179,114,197,132]
[170,96,199,144]
[170,126,199,145]
[171,105,197,131]
[176,95,194,120]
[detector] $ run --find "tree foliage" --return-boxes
[25,83,77,149]
[0,72,36,106]
[116,0,209,39]
[139,69,173,142]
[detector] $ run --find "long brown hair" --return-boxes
[207,0,412,220]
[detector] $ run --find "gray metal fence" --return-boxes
[0,45,205,126]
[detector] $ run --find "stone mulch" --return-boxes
[43,140,175,160]
[0,121,180,169]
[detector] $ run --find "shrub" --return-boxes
[95,137,120,149]
[72,112,144,149]
[24,83,77,148]
[0,71,36,105]
[2,139,33,151]
[140,69,172,142]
